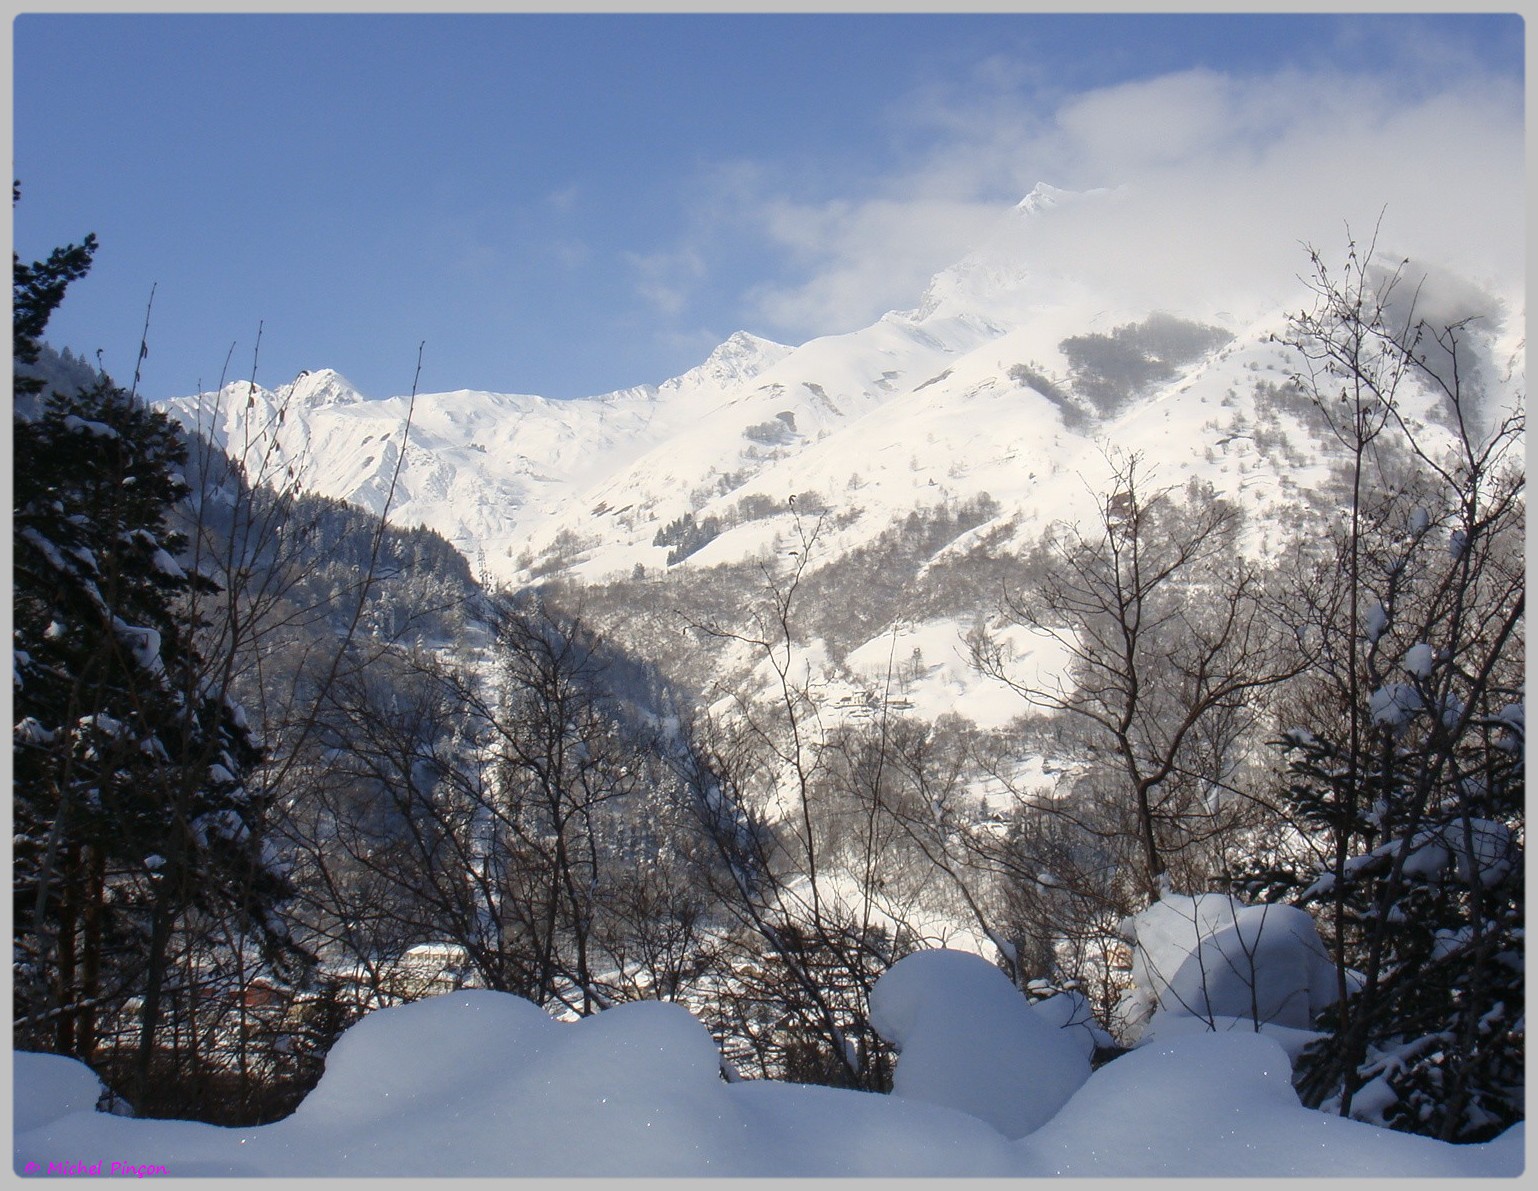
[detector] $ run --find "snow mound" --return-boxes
[286,993,748,1176]
[1028,988,1116,1059]
[13,1052,111,1135]
[13,993,1016,1178]
[13,971,1522,1178]
[869,948,1090,1137]
[1119,892,1338,1038]
[286,987,559,1129]
[1022,1030,1523,1177]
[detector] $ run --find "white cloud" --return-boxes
[744,196,999,332]
[705,62,1523,340]
[1043,68,1525,310]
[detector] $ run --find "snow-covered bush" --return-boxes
[868,948,1090,1137]
[1116,891,1338,1041]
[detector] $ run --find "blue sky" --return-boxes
[12,12,1526,401]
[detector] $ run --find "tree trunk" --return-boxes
[77,845,105,1061]
[54,842,80,1055]
[132,896,175,1107]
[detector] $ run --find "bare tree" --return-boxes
[971,452,1300,905]
[282,594,723,1026]
[679,511,910,1089]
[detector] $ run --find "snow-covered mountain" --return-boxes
[158,328,791,581]
[156,183,1524,598]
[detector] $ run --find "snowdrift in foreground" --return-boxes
[1118,891,1341,1042]
[13,950,1523,1178]
[869,946,1091,1138]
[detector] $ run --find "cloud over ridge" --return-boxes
[705,62,1523,339]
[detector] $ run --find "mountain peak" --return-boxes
[1014,182,1075,215]
[1013,182,1122,218]
[908,185,1130,323]
[663,331,793,393]
[287,368,365,409]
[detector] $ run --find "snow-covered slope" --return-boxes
[155,183,1523,594]
[159,331,794,579]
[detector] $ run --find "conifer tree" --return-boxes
[13,219,302,1102]
[12,188,95,401]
